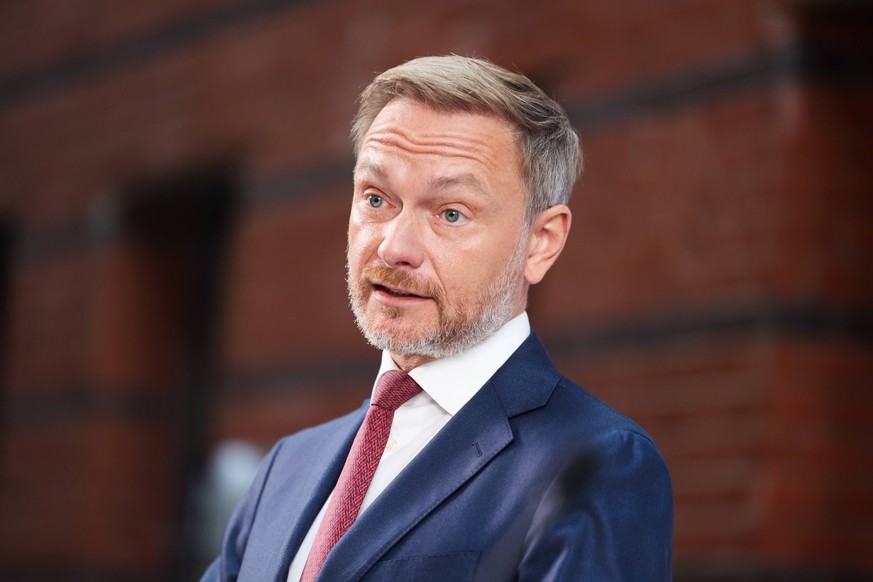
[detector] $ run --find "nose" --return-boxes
[377,209,425,269]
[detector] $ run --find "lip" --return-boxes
[370,281,431,305]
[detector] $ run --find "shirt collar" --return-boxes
[374,312,531,415]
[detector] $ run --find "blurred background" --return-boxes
[1,0,871,580]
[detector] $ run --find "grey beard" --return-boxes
[347,230,529,360]
[351,274,519,359]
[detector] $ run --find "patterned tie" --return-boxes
[300,370,421,581]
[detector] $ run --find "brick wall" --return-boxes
[1,0,870,579]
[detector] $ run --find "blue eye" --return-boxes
[443,209,464,223]
[368,194,384,208]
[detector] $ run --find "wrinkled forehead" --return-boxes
[357,99,522,173]
[358,96,521,152]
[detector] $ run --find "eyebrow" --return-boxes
[354,161,489,196]
[429,173,488,195]
[353,160,386,181]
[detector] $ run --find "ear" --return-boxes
[524,204,572,285]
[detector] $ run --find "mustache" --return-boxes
[361,264,445,302]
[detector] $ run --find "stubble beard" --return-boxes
[347,232,529,360]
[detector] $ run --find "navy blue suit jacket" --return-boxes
[203,333,673,581]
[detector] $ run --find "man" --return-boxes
[203,55,673,581]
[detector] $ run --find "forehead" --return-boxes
[356,99,522,181]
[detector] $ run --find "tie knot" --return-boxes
[372,370,422,412]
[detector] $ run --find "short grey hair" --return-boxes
[352,55,583,224]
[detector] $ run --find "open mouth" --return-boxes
[373,283,425,299]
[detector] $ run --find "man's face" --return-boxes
[347,98,531,366]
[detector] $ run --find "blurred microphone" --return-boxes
[556,449,597,513]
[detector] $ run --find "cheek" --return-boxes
[347,223,380,263]
[441,242,510,291]
[432,246,478,294]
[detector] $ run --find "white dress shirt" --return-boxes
[287,312,531,581]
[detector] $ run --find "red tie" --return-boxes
[300,370,422,581]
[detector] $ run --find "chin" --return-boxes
[362,327,437,356]
[371,318,433,345]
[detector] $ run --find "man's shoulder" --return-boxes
[510,373,671,505]
[552,375,654,440]
[504,371,656,453]
[497,332,656,444]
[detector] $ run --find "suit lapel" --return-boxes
[318,382,512,581]
[260,403,368,582]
